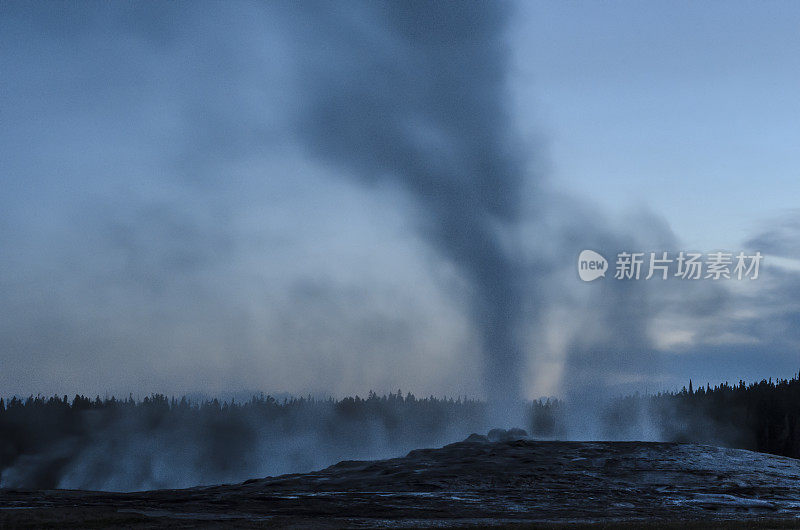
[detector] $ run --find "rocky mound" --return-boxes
[3,434,800,527]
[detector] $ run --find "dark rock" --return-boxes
[3,440,800,526]
[486,427,529,442]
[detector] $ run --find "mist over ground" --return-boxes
[2,374,799,491]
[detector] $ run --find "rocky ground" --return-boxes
[2,430,800,528]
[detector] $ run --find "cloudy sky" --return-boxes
[1,1,799,401]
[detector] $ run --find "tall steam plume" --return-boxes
[286,1,529,416]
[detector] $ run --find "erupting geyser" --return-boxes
[292,1,532,423]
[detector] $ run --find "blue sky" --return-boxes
[513,1,800,251]
[1,1,799,400]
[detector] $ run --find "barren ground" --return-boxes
[2,437,800,528]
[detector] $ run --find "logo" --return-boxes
[578,250,608,282]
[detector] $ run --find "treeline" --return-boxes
[1,375,798,491]
[653,375,800,458]
[600,373,800,459]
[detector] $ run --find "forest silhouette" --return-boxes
[1,373,798,490]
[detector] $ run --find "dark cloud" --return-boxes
[746,210,800,259]
[737,216,800,346]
